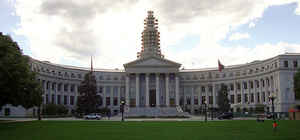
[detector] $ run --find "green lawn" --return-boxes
[0,120,300,140]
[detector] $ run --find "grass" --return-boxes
[0,120,300,140]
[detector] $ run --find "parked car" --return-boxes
[84,113,102,120]
[217,112,233,120]
[265,113,273,119]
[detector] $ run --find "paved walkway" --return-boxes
[0,116,259,122]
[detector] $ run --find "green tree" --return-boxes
[0,33,42,112]
[217,84,230,113]
[294,68,300,100]
[76,72,102,114]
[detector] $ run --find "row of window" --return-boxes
[45,94,75,105]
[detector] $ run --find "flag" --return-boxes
[218,60,225,72]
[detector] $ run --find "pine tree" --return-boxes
[76,72,102,114]
[217,84,230,113]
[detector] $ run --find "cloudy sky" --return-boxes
[1,0,300,69]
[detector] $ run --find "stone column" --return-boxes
[254,80,257,104]
[125,74,130,106]
[234,82,238,104]
[175,75,180,106]
[117,86,121,106]
[103,86,107,107]
[198,86,201,105]
[136,73,140,107]
[165,73,170,106]
[241,81,244,104]
[191,86,195,114]
[212,84,216,107]
[145,73,149,107]
[156,73,160,107]
[110,87,113,107]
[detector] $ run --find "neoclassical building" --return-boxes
[1,11,299,116]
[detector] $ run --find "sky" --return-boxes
[1,0,300,69]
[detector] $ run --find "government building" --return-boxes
[1,11,299,117]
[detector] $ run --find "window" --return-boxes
[70,85,75,92]
[46,94,49,104]
[194,97,198,105]
[237,83,241,90]
[99,86,103,93]
[250,94,254,103]
[201,96,206,104]
[209,86,213,92]
[257,93,260,103]
[284,60,289,68]
[64,95,68,105]
[201,86,205,92]
[230,95,234,104]
[187,97,191,105]
[113,97,118,106]
[64,84,68,92]
[294,61,298,68]
[244,94,248,103]
[230,84,234,91]
[209,96,213,104]
[70,96,74,105]
[57,95,61,104]
[243,82,247,89]
[106,97,110,106]
[250,81,254,89]
[51,95,55,104]
[238,94,241,103]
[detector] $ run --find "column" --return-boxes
[156,73,160,107]
[198,86,201,105]
[191,86,195,114]
[241,81,244,104]
[254,80,257,104]
[110,87,113,107]
[117,86,121,106]
[125,74,130,106]
[103,86,107,107]
[165,73,170,106]
[136,73,140,107]
[247,80,251,104]
[234,82,238,104]
[145,73,149,107]
[175,75,180,106]
[212,84,216,107]
[205,85,209,105]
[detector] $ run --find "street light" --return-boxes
[269,93,277,122]
[120,100,125,122]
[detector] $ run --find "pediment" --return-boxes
[124,56,181,68]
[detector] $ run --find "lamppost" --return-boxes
[204,100,207,122]
[269,93,276,122]
[120,100,125,122]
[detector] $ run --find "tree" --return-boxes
[0,33,42,112]
[217,84,230,113]
[294,68,300,100]
[76,72,102,114]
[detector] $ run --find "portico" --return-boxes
[124,56,181,108]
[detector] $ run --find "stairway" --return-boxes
[124,107,189,117]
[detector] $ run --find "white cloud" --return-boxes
[229,32,250,41]
[249,22,256,28]
[12,0,300,69]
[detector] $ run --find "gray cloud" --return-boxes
[155,0,257,24]
[39,0,138,58]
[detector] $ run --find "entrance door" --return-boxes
[149,90,156,107]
